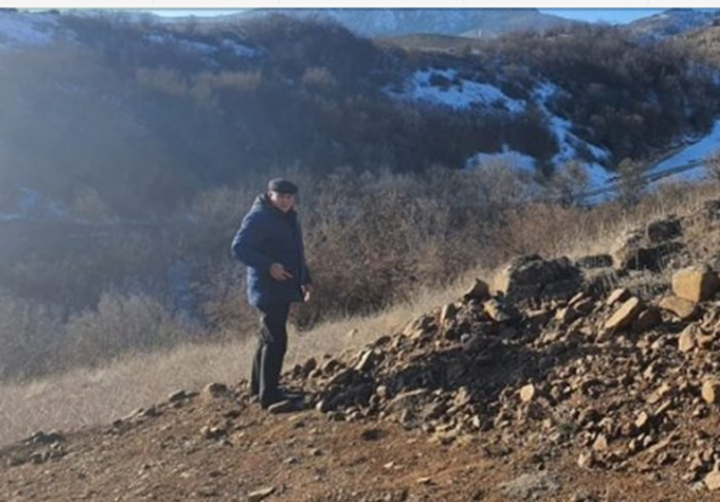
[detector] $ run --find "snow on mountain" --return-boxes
[144,31,258,59]
[220,39,258,58]
[533,82,613,188]
[400,75,614,189]
[465,146,536,173]
[0,11,58,47]
[386,68,526,113]
[388,72,619,190]
[648,118,720,183]
[0,187,65,222]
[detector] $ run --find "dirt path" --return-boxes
[0,385,715,502]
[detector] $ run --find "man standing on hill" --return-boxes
[231,178,313,410]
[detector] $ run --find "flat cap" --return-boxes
[267,178,298,194]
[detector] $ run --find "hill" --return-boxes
[4,191,720,499]
[625,8,720,41]
[197,8,577,39]
[2,10,720,219]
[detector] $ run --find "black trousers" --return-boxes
[251,303,290,405]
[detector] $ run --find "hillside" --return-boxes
[230,8,577,38]
[625,8,720,41]
[4,8,720,381]
[2,10,720,219]
[4,193,720,500]
[678,24,720,69]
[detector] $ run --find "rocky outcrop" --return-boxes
[494,254,582,306]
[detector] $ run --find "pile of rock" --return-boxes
[286,254,720,492]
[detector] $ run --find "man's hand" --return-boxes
[302,284,314,302]
[269,263,293,281]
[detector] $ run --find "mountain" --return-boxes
[2,10,719,221]
[200,8,578,38]
[625,8,720,41]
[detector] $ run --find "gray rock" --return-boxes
[496,255,582,306]
[499,471,560,500]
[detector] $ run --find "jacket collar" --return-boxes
[254,193,297,222]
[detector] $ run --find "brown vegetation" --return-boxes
[2,162,719,382]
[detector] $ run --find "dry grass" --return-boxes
[0,272,479,447]
[0,341,250,447]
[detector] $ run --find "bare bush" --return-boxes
[0,294,65,378]
[136,67,188,97]
[301,66,337,90]
[65,291,199,366]
[617,157,648,208]
[706,149,720,182]
[69,186,111,222]
[5,167,720,384]
[547,160,590,205]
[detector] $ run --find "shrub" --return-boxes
[617,157,648,207]
[0,294,65,379]
[65,291,199,366]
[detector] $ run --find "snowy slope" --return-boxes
[388,73,615,188]
[0,11,58,46]
[648,118,720,183]
[386,68,525,112]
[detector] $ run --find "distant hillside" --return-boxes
[198,8,577,38]
[2,11,719,220]
[676,24,720,69]
[624,8,720,41]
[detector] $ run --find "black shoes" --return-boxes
[265,399,305,414]
[259,389,305,411]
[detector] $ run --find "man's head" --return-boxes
[267,178,298,213]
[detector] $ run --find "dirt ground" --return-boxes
[0,383,716,502]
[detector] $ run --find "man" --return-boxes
[231,178,313,409]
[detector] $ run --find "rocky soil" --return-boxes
[3,199,720,501]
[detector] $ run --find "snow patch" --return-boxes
[387,68,526,113]
[531,82,614,190]
[0,12,57,47]
[178,39,217,55]
[145,33,257,59]
[533,82,610,167]
[466,145,536,172]
[648,118,720,183]
[146,32,217,55]
[0,187,65,221]
[221,39,258,58]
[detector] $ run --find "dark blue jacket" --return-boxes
[231,194,311,307]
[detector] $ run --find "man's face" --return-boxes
[268,191,295,213]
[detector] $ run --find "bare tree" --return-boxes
[617,157,647,207]
[706,148,720,183]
